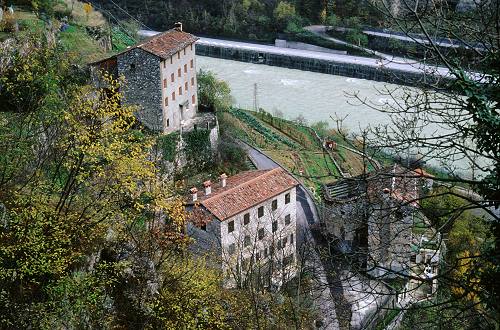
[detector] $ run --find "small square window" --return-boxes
[129,63,136,71]
[285,193,290,204]
[184,64,187,73]
[258,228,265,240]
[192,94,196,105]
[172,91,175,101]
[190,59,194,68]
[258,206,264,217]
[163,78,167,88]
[164,97,168,106]
[185,82,188,92]
[171,73,175,82]
[178,68,181,77]
[179,86,182,95]
[272,221,278,233]
[285,214,291,225]
[191,77,195,86]
[201,223,206,231]
[244,235,251,247]
[272,199,277,210]
[228,243,235,255]
[228,220,234,233]
[243,213,250,225]
[166,119,170,127]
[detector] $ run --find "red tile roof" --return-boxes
[91,29,198,64]
[198,168,299,221]
[138,29,198,59]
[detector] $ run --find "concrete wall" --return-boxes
[160,43,198,133]
[117,48,163,131]
[275,39,348,55]
[196,43,449,87]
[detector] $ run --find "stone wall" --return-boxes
[117,48,163,131]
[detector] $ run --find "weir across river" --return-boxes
[138,30,451,87]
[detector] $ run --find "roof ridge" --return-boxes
[203,168,279,202]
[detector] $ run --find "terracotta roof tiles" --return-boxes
[197,168,298,221]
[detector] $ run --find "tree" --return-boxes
[197,69,232,112]
[344,0,500,326]
[273,1,297,31]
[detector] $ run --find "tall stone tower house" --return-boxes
[91,24,199,134]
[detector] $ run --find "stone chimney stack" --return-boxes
[190,187,198,202]
[174,22,183,32]
[220,173,227,188]
[203,180,212,196]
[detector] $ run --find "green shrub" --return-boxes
[157,133,179,162]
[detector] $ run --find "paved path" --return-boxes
[237,141,340,330]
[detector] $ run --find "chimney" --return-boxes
[174,22,183,32]
[220,173,227,188]
[203,180,212,196]
[190,187,198,202]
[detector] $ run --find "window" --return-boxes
[163,61,166,69]
[290,233,294,245]
[258,228,265,240]
[277,240,282,249]
[256,252,260,261]
[163,78,167,88]
[178,68,181,77]
[178,86,182,95]
[200,223,206,231]
[269,245,274,255]
[190,59,194,68]
[184,64,187,73]
[272,199,277,210]
[264,247,268,258]
[258,206,264,217]
[166,119,169,127]
[272,221,278,233]
[183,48,186,55]
[285,193,290,204]
[177,52,180,59]
[190,44,193,51]
[171,91,175,101]
[170,56,173,64]
[228,220,234,233]
[282,237,287,248]
[185,82,188,92]
[171,73,175,82]
[192,94,196,105]
[191,77,195,86]
[244,235,251,247]
[285,214,291,225]
[228,243,235,255]
[243,213,250,225]
[164,97,168,106]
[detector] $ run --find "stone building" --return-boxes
[322,165,418,277]
[186,168,299,288]
[91,23,200,133]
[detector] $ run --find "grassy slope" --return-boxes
[222,109,371,199]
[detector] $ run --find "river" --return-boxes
[197,56,483,174]
[197,56,401,133]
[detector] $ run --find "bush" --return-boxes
[157,133,180,162]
